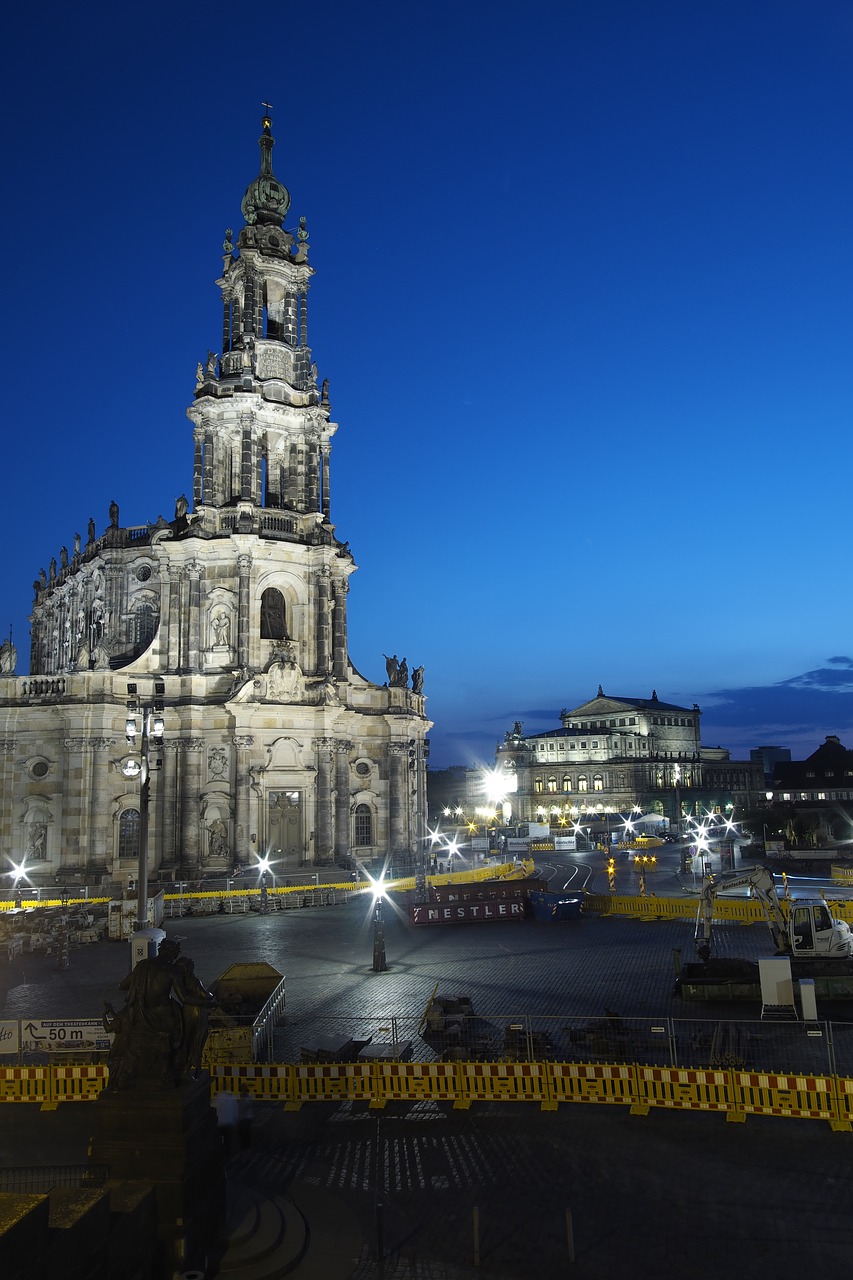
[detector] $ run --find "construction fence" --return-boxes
[3,1057,853,1128]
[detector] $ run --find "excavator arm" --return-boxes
[694,866,789,962]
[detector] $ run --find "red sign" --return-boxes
[409,901,525,925]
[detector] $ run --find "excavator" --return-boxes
[694,865,853,964]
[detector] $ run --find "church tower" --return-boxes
[0,117,431,882]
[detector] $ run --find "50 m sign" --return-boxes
[20,1019,112,1053]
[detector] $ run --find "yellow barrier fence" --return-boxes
[635,1065,733,1113]
[0,1065,52,1104]
[549,1062,637,1107]
[3,1060,853,1127]
[731,1070,837,1121]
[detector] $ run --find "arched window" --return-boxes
[562,775,571,792]
[353,804,373,847]
[534,777,544,794]
[260,588,287,639]
[593,775,603,792]
[547,776,557,794]
[119,809,140,860]
[578,775,588,793]
[131,604,156,650]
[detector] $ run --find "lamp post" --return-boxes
[123,681,165,934]
[372,882,387,972]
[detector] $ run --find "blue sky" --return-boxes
[3,0,853,768]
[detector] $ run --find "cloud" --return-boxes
[698,661,853,753]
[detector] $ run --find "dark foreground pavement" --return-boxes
[3,1092,853,1280]
[4,898,853,1277]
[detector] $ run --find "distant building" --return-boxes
[763,736,853,848]
[750,745,791,782]
[495,687,762,826]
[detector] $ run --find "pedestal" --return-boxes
[88,1074,225,1277]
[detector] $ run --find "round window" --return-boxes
[31,761,49,778]
[136,565,152,582]
[355,761,370,776]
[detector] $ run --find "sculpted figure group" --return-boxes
[104,938,216,1090]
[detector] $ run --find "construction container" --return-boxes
[204,962,286,1065]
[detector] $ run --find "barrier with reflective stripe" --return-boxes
[636,1065,732,1112]
[291,1062,374,1103]
[210,1064,292,1100]
[549,1062,637,1106]
[0,1066,52,1103]
[732,1071,837,1120]
[833,1076,853,1125]
[454,1063,549,1105]
[374,1061,459,1103]
[52,1064,108,1103]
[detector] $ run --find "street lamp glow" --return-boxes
[256,855,273,877]
[7,859,30,886]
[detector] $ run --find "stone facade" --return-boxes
[495,687,761,824]
[0,116,431,882]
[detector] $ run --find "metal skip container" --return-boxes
[204,962,286,1065]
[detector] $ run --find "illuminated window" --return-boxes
[547,776,557,793]
[562,775,571,792]
[534,778,543,794]
[353,804,373,846]
[119,809,140,860]
[578,776,588,793]
[593,775,603,792]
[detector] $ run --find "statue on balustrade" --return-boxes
[103,938,215,1090]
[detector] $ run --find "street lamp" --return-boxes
[122,681,165,934]
[371,877,387,972]
[256,855,273,914]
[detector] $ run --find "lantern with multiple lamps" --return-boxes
[122,681,165,933]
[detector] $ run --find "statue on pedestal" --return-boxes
[104,938,215,1090]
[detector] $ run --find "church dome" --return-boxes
[241,114,291,227]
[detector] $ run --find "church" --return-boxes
[0,115,431,884]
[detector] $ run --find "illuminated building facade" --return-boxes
[0,117,431,883]
[495,687,761,825]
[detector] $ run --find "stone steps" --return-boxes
[218,1177,363,1280]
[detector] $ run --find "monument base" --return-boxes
[88,1073,225,1278]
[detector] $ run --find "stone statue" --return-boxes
[28,823,47,860]
[383,653,399,684]
[49,559,57,583]
[103,938,215,1090]
[87,517,96,544]
[321,378,330,404]
[195,362,204,388]
[109,500,119,528]
[412,665,424,694]
[319,676,341,706]
[175,494,189,520]
[398,658,408,687]
[206,350,218,378]
[207,818,228,861]
[212,612,230,647]
[73,532,81,556]
[0,640,16,674]
[39,568,47,588]
[60,546,68,569]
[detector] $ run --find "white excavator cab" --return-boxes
[790,900,853,958]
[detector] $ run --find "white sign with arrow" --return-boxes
[21,1019,112,1053]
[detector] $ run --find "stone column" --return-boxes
[316,568,331,676]
[177,738,204,872]
[193,428,204,508]
[233,735,254,865]
[315,738,334,861]
[321,448,331,520]
[240,413,254,501]
[334,739,352,864]
[183,562,203,674]
[388,742,408,855]
[236,554,252,670]
[332,579,348,680]
[86,738,115,871]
